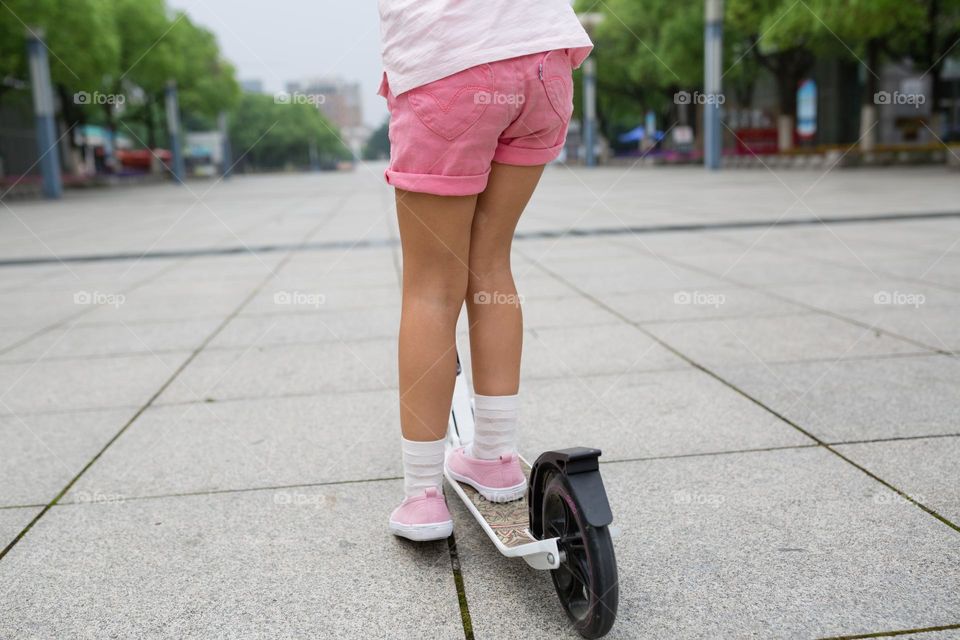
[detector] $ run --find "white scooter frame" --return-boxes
[444,357,562,571]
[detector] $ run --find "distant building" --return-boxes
[240,79,265,94]
[286,77,369,158]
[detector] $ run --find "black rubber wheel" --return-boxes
[542,473,618,639]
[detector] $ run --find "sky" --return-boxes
[167,0,388,127]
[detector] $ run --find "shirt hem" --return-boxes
[383,36,593,97]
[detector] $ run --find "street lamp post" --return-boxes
[25,28,62,199]
[704,0,724,170]
[579,12,604,167]
[165,81,186,183]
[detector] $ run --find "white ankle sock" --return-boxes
[401,437,446,498]
[468,394,520,460]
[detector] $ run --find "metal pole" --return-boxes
[704,0,724,170]
[583,57,598,167]
[218,111,232,178]
[164,81,185,183]
[25,28,62,199]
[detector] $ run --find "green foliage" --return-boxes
[362,119,390,160]
[229,93,350,171]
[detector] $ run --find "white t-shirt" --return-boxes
[378,0,593,96]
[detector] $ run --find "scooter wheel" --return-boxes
[542,473,618,639]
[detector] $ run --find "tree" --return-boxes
[363,119,390,160]
[229,93,349,171]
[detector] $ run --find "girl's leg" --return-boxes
[396,188,475,443]
[389,189,474,540]
[463,162,544,462]
[466,162,544,395]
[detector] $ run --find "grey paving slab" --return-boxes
[518,295,618,329]
[210,307,400,349]
[532,256,729,295]
[835,436,960,524]
[598,286,806,324]
[490,323,689,383]
[1,408,135,506]
[68,390,402,500]
[0,482,463,640]
[450,448,960,640]
[672,251,865,287]
[763,278,959,313]
[244,283,400,314]
[0,507,40,548]
[0,289,87,328]
[715,354,960,442]
[840,304,960,352]
[77,282,255,324]
[644,313,929,367]
[0,351,190,415]
[156,339,396,405]
[0,318,222,362]
[516,369,811,460]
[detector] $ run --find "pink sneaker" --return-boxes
[445,447,527,502]
[388,487,453,542]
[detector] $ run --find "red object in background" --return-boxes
[734,128,778,155]
[115,148,171,170]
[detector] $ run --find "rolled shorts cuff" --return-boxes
[384,167,490,196]
[492,141,565,166]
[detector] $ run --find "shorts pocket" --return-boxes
[541,50,574,124]
[406,64,495,141]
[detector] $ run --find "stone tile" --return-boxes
[835,436,960,524]
[68,391,402,500]
[716,354,960,442]
[156,340,396,405]
[0,408,135,506]
[210,308,400,349]
[516,369,811,460]
[451,448,960,639]
[0,318,221,362]
[0,351,190,414]
[0,507,39,549]
[518,324,688,382]
[0,482,463,639]
[518,296,617,329]
[840,305,960,352]
[644,313,928,367]
[598,287,805,324]
[244,283,399,315]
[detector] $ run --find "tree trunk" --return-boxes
[859,40,881,152]
[776,70,797,152]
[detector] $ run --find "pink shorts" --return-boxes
[379,49,575,196]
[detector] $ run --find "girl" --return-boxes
[378,0,593,541]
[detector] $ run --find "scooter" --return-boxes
[445,354,619,639]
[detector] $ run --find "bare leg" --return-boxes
[466,162,545,396]
[396,189,476,442]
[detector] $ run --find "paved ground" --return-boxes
[0,164,958,639]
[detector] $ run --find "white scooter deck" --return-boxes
[446,360,561,570]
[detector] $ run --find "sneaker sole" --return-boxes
[446,467,527,503]
[389,519,453,542]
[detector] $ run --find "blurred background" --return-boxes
[2,0,958,199]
